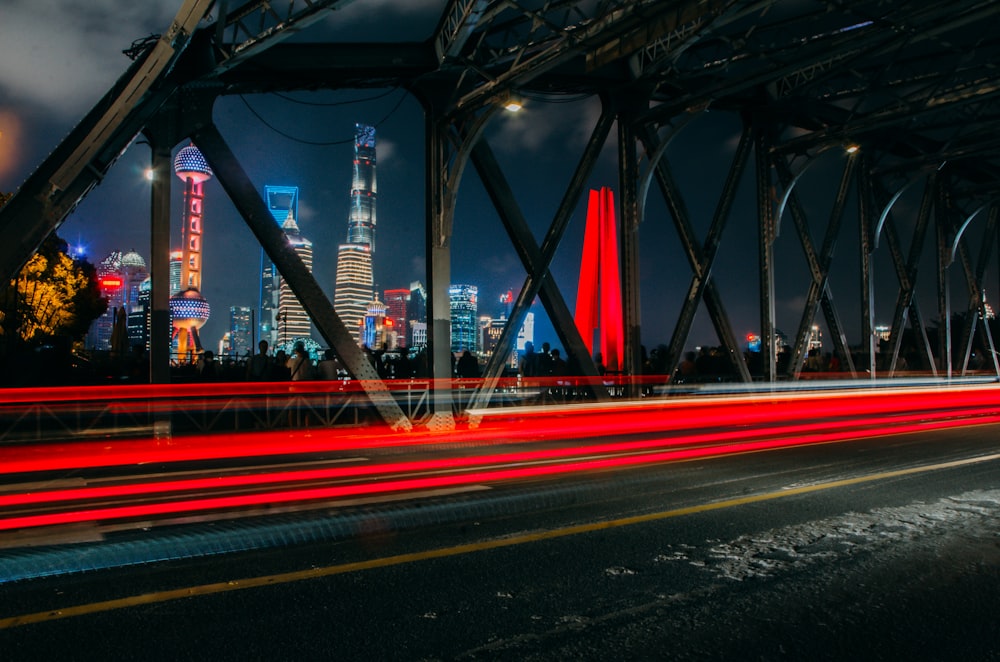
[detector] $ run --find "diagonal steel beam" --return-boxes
[466,115,613,411]
[192,124,411,431]
[881,174,936,375]
[433,0,490,62]
[638,123,749,382]
[775,152,856,377]
[0,0,214,284]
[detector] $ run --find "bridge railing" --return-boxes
[6,372,981,443]
[0,375,660,442]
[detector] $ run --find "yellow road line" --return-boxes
[2,452,998,630]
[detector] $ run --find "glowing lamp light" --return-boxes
[144,168,155,181]
[845,144,860,154]
[503,96,523,112]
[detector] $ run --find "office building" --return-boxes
[334,124,377,342]
[229,306,253,358]
[362,295,390,350]
[276,209,314,347]
[383,288,409,348]
[259,185,299,346]
[334,243,373,336]
[348,123,377,250]
[407,281,427,347]
[449,284,478,354]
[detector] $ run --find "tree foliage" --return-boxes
[0,193,106,347]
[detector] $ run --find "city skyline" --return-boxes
[0,1,902,363]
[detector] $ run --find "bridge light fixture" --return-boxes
[503,95,523,112]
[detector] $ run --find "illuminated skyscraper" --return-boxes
[89,251,125,350]
[276,209,314,347]
[334,244,373,335]
[120,250,148,348]
[383,288,409,348]
[407,281,427,348]
[449,284,478,354]
[348,124,377,250]
[362,295,389,350]
[334,124,377,342]
[260,185,299,346]
[229,306,253,358]
[88,249,149,351]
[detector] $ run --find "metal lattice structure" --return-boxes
[3,0,1000,426]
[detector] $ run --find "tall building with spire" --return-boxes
[335,124,377,341]
[259,185,299,347]
[276,208,314,347]
[169,144,212,362]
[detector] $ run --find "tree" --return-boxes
[0,193,106,350]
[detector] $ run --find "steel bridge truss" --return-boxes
[3,0,1000,427]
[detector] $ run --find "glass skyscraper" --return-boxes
[229,306,253,358]
[335,124,377,341]
[449,284,479,354]
[260,185,300,347]
[276,209,314,347]
[348,124,377,250]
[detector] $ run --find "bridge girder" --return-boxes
[4,0,1000,423]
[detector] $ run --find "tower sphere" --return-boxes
[169,287,210,329]
[174,145,213,184]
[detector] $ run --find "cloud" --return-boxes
[488,95,611,167]
[377,137,397,163]
[0,1,178,120]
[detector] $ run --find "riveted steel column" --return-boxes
[976,205,1000,376]
[936,175,952,378]
[755,122,776,382]
[618,102,642,394]
[148,138,172,384]
[425,112,455,428]
[859,157,876,379]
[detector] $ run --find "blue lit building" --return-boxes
[260,185,299,347]
[449,284,478,354]
[348,124,377,250]
[229,306,253,358]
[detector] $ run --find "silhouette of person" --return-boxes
[457,350,479,378]
[247,340,272,381]
[287,342,312,381]
[198,350,218,380]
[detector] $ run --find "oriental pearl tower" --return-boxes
[169,143,212,363]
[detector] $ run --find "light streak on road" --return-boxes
[1,382,999,534]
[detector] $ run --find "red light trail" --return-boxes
[1,383,999,534]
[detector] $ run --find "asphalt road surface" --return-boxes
[1,423,999,661]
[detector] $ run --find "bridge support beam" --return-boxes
[193,123,411,431]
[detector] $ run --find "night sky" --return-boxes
[2,1,945,359]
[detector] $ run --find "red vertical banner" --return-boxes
[574,187,624,372]
[574,189,601,360]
